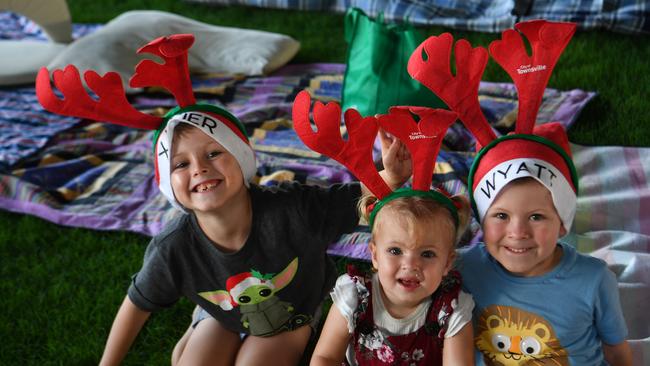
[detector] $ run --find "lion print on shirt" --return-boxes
[476,305,568,365]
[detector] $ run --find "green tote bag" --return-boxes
[341,8,445,116]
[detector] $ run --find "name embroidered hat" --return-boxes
[406,19,579,232]
[154,104,256,211]
[468,123,578,231]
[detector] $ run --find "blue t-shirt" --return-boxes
[459,242,627,365]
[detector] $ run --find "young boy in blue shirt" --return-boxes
[405,19,633,365]
[459,123,632,365]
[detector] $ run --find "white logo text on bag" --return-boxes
[517,64,547,75]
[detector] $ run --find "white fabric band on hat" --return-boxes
[154,111,256,211]
[229,277,273,301]
[473,158,576,232]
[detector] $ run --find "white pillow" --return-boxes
[0,0,73,86]
[0,40,68,85]
[47,10,300,92]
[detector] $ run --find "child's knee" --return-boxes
[236,325,312,365]
[171,325,194,366]
[177,318,241,366]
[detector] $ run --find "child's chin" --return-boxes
[190,199,225,212]
[505,265,539,277]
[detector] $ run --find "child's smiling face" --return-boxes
[482,178,566,277]
[169,125,246,213]
[370,207,456,318]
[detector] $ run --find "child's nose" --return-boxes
[401,254,421,271]
[508,219,530,238]
[192,164,209,176]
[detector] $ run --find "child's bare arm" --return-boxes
[310,305,351,366]
[442,322,475,366]
[99,296,150,366]
[603,340,632,366]
[378,128,412,190]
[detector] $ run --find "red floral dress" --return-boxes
[347,268,462,366]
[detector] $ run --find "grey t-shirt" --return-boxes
[128,181,361,336]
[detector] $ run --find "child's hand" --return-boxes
[379,128,412,190]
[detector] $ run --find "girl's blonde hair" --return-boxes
[358,192,471,247]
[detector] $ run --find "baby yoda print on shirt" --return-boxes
[199,258,310,336]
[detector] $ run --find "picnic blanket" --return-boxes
[1,13,648,365]
[0,62,596,238]
[185,0,650,34]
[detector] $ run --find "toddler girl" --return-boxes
[311,190,475,365]
[292,97,476,365]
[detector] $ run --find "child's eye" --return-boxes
[421,250,436,259]
[530,214,544,221]
[387,247,402,256]
[495,212,508,220]
[173,161,188,170]
[208,151,221,158]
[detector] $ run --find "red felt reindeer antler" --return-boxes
[36,34,198,130]
[489,20,576,134]
[130,34,196,107]
[407,33,497,148]
[292,90,392,199]
[36,65,162,130]
[377,107,457,191]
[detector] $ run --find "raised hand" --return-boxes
[378,128,412,191]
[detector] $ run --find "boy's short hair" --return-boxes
[171,121,198,140]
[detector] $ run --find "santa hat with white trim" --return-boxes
[35,34,256,211]
[225,272,274,309]
[155,104,255,211]
[407,20,579,232]
[468,123,578,231]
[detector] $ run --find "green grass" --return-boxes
[1,0,649,364]
[66,0,650,147]
[0,210,189,364]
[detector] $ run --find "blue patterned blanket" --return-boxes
[0,62,594,243]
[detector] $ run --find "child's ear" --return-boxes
[559,224,568,237]
[443,249,456,276]
[369,241,379,270]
